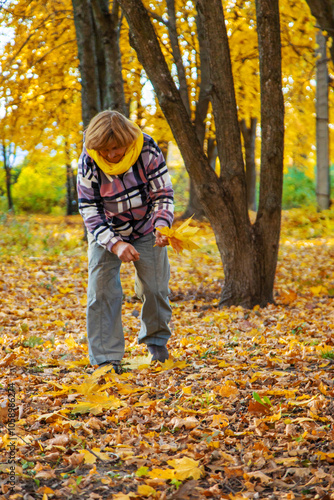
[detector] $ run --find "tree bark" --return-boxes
[166,0,191,117]
[2,145,14,212]
[72,0,101,127]
[65,141,77,215]
[182,4,210,220]
[91,0,127,114]
[253,0,284,303]
[118,0,284,308]
[240,118,257,211]
[305,0,334,65]
[316,30,330,210]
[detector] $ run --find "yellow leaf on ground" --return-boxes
[218,383,239,398]
[78,450,97,464]
[125,355,152,370]
[148,468,175,480]
[69,394,122,415]
[211,414,229,427]
[167,456,204,480]
[315,451,334,460]
[310,285,328,296]
[112,494,134,500]
[137,484,157,497]
[79,448,110,464]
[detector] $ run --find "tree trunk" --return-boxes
[166,0,191,117]
[118,0,284,308]
[253,0,284,303]
[305,0,334,65]
[2,145,14,212]
[72,0,101,127]
[240,118,257,211]
[65,141,77,216]
[91,0,127,114]
[181,4,210,220]
[316,30,330,210]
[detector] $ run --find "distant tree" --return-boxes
[305,0,334,65]
[72,0,127,127]
[315,30,330,210]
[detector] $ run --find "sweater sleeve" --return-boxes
[77,147,122,252]
[146,141,174,229]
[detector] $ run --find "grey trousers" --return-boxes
[86,232,172,365]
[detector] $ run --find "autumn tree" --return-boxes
[116,0,284,308]
[305,0,334,65]
[0,0,82,214]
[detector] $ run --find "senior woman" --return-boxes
[77,110,175,374]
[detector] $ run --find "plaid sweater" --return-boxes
[77,133,174,252]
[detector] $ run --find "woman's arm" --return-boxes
[77,148,123,252]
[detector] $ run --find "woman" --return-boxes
[77,110,174,373]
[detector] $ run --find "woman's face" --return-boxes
[99,143,127,163]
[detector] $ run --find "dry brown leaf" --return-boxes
[169,416,198,429]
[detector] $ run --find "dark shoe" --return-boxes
[98,361,122,374]
[147,345,169,363]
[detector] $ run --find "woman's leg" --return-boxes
[133,233,172,347]
[86,235,124,365]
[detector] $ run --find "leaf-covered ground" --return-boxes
[0,210,334,500]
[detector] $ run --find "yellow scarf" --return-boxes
[87,131,144,176]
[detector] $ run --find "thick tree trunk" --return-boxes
[72,0,101,127]
[253,0,284,303]
[197,0,258,306]
[118,0,284,308]
[91,0,127,114]
[305,0,334,65]
[315,30,330,210]
[240,118,257,211]
[166,0,205,220]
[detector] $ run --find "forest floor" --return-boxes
[0,209,334,500]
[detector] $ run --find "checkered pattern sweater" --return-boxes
[77,133,174,252]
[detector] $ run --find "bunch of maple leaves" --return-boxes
[0,210,334,500]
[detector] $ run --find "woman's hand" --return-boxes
[112,241,140,262]
[155,229,169,247]
[155,227,183,253]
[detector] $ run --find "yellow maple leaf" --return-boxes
[137,485,157,497]
[78,450,97,464]
[310,285,328,296]
[79,448,110,464]
[212,414,229,427]
[219,383,239,398]
[125,355,152,370]
[69,394,122,415]
[148,468,175,480]
[154,359,189,371]
[316,451,334,460]
[167,456,204,481]
[156,216,200,253]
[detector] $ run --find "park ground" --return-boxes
[0,209,334,500]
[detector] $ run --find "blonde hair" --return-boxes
[85,110,140,151]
